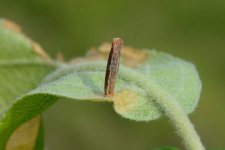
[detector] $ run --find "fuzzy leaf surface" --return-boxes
[0,51,201,149]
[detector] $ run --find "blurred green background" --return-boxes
[1,0,225,149]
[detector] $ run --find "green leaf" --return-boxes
[0,50,201,148]
[0,19,54,117]
[0,19,54,149]
[137,51,201,115]
[0,20,202,149]
[40,51,201,121]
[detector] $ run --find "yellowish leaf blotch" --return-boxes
[6,115,41,150]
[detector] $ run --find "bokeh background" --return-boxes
[1,0,225,149]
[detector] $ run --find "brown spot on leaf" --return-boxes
[32,42,51,62]
[1,19,52,63]
[70,43,149,67]
[98,43,148,67]
[6,115,41,150]
[2,19,21,33]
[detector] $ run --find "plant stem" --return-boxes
[119,66,205,150]
[147,87,205,150]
